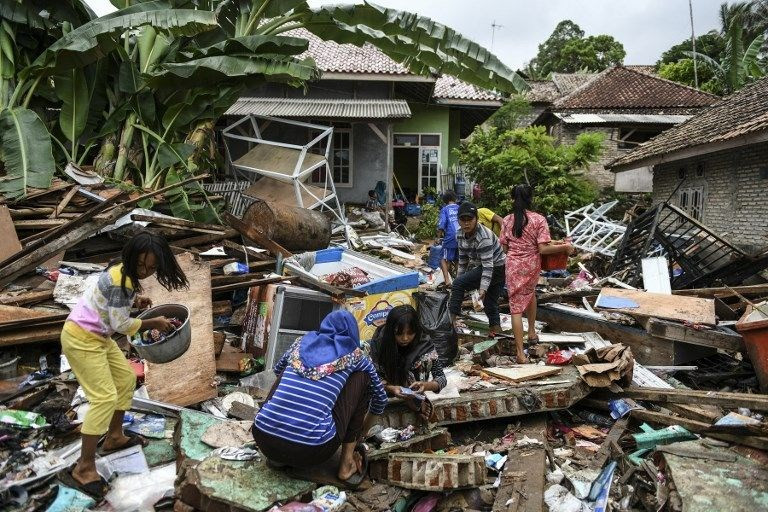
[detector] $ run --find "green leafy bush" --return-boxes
[414,203,440,241]
[456,125,600,217]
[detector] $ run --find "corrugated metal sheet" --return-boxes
[202,180,257,217]
[225,97,411,119]
[557,113,691,124]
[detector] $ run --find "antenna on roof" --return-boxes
[490,20,503,51]
[689,0,699,89]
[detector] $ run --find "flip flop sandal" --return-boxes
[56,468,107,500]
[526,336,540,344]
[342,443,368,488]
[97,433,147,456]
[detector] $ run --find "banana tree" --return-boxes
[686,9,766,94]
[3,0,527,220]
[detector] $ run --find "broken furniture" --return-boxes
[565,201,626,257]
[221,115,346,226]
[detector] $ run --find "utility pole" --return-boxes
[689,0,699,88]
[490,20,503,51]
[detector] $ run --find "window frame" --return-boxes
[309,123,353,188]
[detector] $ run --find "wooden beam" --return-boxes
[50,185,80,219]
[614,387,768,412]
[0,290,54,306]
[642,317,744,352]
[592,418,628,469]
[211,275,291,293]
[170,229,239,248]
[631,409,768,451]
[673,284,768,299]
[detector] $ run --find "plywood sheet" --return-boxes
[484,365,562,383]
[0,205,21,262]
[0,305,51,323]
[143,253,217,406]
[596,287,716,326]
[244,176,330,208]
[234,144,326,177]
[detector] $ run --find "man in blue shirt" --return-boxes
[437,190,460,286]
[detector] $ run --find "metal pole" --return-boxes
[689,0,699,89]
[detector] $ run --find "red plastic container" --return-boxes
[735,304,768,392]
[541,252,568,271]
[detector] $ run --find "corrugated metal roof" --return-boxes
[225,97,412,119]
[556,113,692,124]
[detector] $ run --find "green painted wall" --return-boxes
[394,104,451,171]
[448,109,461,168]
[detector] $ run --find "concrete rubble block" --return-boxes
[385,453,486,491]
[368,428,452,480]
[378,366,590,429]
[177,455,315,512]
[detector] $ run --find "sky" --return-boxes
[85,0,725,69]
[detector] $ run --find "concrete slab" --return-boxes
[177,456,315,511]
[178,409,226,463]
[368,428,452,481]
[385,453,486,491]
[660,440,768,512]
[378,366,590,429]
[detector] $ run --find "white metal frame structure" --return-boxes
[222,115,346,224]
[564,201,626,257]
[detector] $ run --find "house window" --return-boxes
[678,167,687,180]
[617,128,662,150]
[695,163,705,177]
[394,134,419,146]
[678,186,704,221]
[309,123,353,187]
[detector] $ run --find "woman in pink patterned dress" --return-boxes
[499,185,572,363]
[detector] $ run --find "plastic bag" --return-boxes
[414,291,458,365]
[546,350,574,365]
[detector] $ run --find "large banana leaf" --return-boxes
[55,68,89,147]
[303,2,528,93]
[148,55,319,88]
[742,34,765,79]
[183,34,308,59]
[0,107,55,198]
[26,8,218,77]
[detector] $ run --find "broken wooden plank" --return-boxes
[0,205,21,263]
[50,185,80,219]
[537,304,677,365]
[592,417,628,469]
[616,387,768,412]
[642,317,744,352]
[0,289,54,306]
[211,275,290,294]
[484,365,562,383]
[674,283,768,299]
[216,344,248,373]
[143,253,217,406]
[169,229,239,248]
[493,415,547,512]
[222,211,292,258]
[631,409,768,451]
[595,288,716,326]
[130,214,225,234]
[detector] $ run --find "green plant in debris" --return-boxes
[456,126,600,218]
[0,0,529,222]
[413,202,440,241]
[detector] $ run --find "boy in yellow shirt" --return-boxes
[477,207,503,236]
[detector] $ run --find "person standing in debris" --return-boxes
[500,185,572,363]
[253,310,387,486]
[59,232,188,498]
[369,305,447,397]
[437,190,460,286]
[449,201,506,336]
[477,207,504,235]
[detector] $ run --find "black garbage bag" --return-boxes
[414,291,458,366]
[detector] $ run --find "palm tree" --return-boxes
[687,6,765,94]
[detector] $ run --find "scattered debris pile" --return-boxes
[0,185,766,512]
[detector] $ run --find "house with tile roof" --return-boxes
[532,66,719,189]
[609,76,768,251]
[221,29,505,204]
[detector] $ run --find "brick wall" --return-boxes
[552,123,626,189]
[652,142,768,251]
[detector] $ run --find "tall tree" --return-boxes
[530,20,625,74]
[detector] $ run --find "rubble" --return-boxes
[1,172,767,512]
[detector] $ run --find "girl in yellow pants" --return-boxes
[60,232,188,498]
